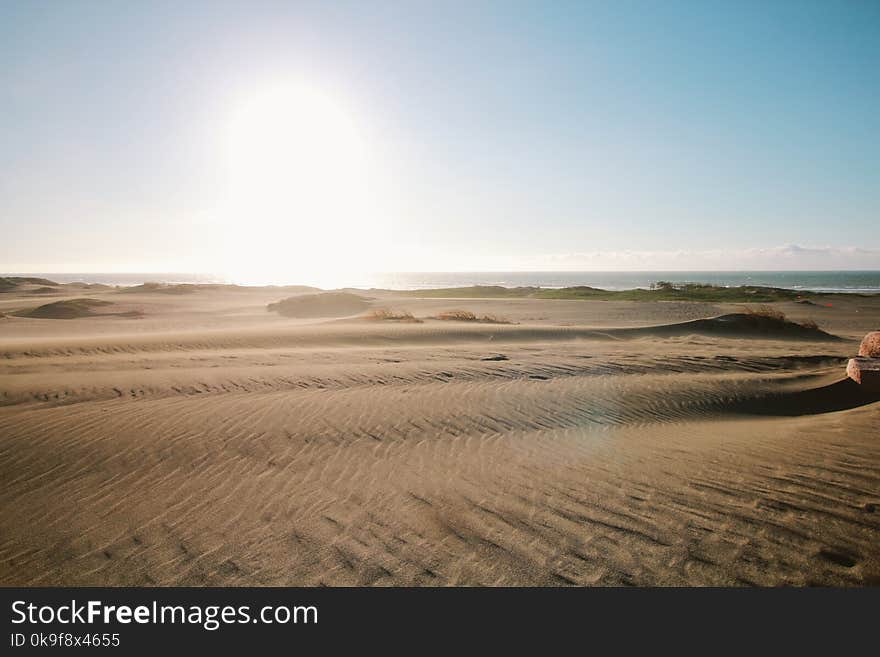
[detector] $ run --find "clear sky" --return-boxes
[2,0,879,278]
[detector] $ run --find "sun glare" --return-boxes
[221,82,377,283]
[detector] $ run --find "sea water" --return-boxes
[5,271,880,293]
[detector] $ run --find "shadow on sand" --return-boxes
[729,379,880,417]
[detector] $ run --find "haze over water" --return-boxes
[6,271,880,293]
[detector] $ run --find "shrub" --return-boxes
[479,314,513,325]
[365,308,422,322]
[434,309,513,324]
[436,310,477,321]
[742,304,787,322]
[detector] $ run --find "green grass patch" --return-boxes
[396,282,842,303]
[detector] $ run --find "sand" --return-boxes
[1,283,878,586]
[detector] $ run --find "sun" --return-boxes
[220,82,377,284]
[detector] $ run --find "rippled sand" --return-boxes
[1,287,878,585]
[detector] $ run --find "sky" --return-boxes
[2,0,879,278]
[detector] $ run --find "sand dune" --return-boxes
[268,291,372,318]
[17,298,115,319]
[615,312,839,340]
[0,276,58,291]
[14,298,145,320]
[0,285,878,585]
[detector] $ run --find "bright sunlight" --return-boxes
[221,82,378,284]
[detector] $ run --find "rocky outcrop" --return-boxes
[846,332,880,391]
[847,357,880,391]
[858,331,880,357]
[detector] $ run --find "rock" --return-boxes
[858,331,880,357]
[846,357,880,391]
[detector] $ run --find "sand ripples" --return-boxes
[1,329,878,586]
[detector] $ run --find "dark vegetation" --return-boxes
[395,282,856,303]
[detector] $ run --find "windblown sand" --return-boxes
[1,285,878,586]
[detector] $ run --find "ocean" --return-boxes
[5,271,880,293]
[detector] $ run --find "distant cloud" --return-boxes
[517,244,880,270]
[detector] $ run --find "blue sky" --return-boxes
[2,0,879,274]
